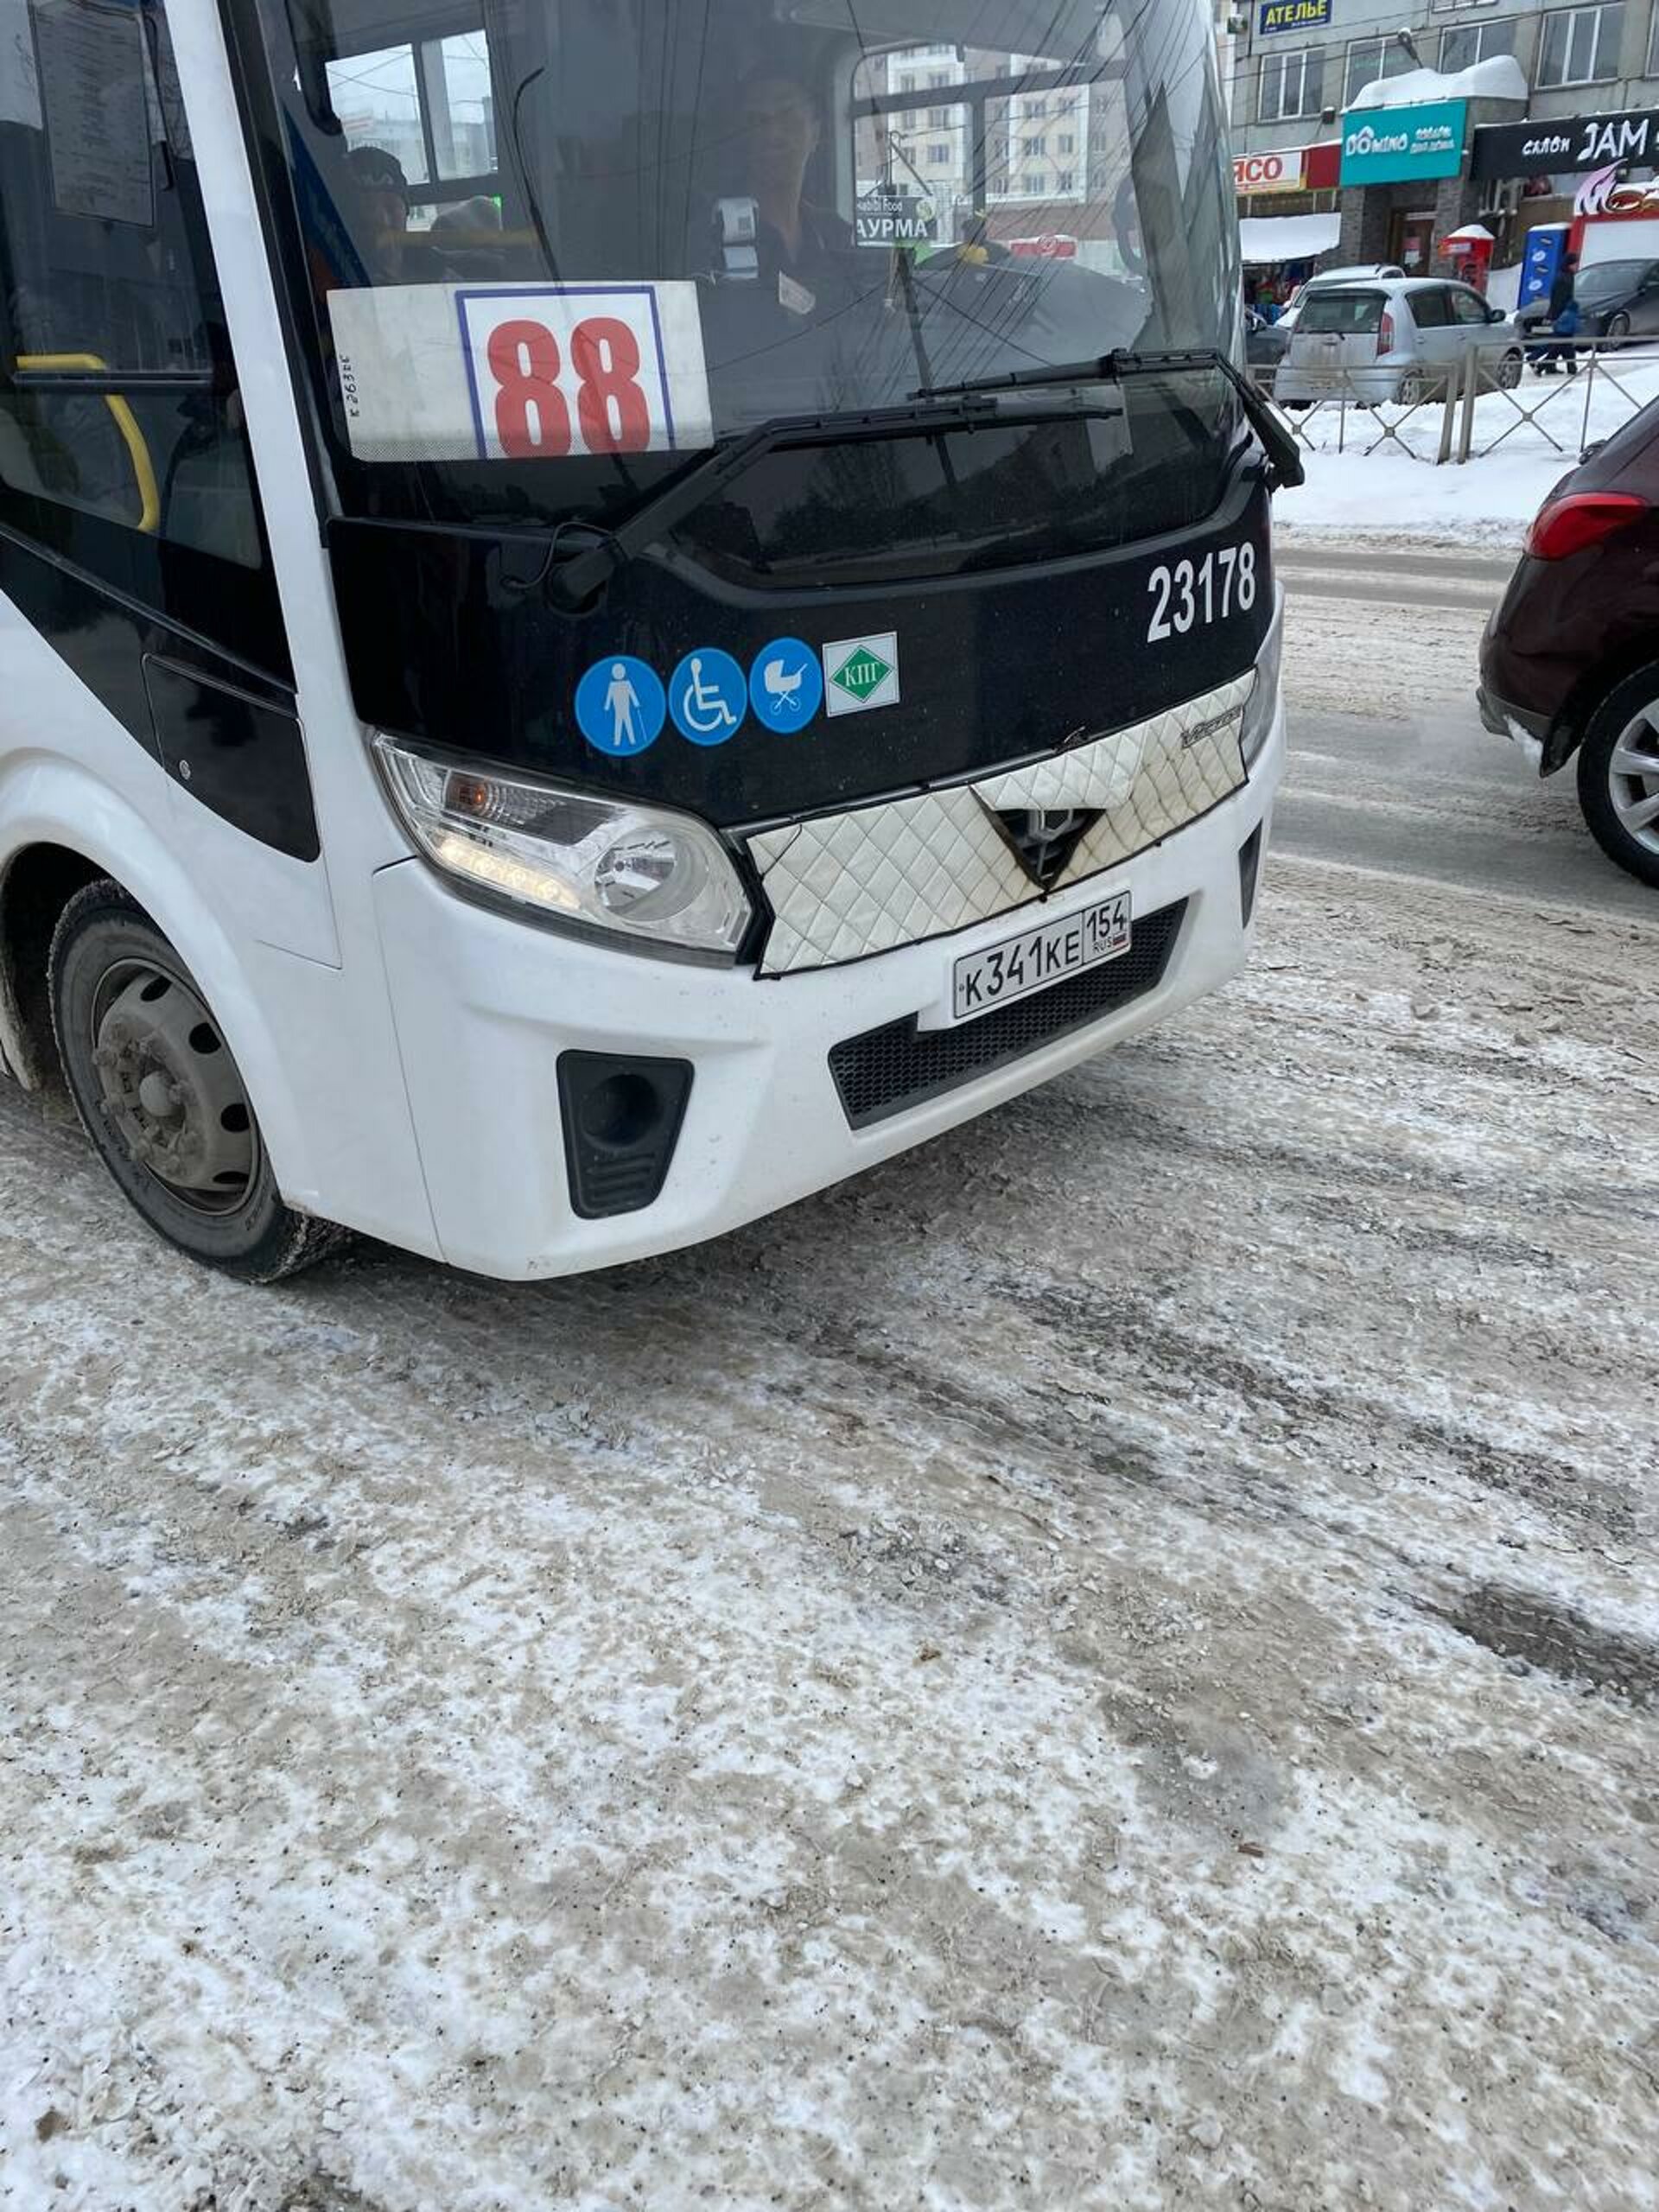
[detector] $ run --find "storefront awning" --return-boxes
[1239,213,1342,264]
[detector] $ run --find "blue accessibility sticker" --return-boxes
[575,655,666,757]
[748,637,824,732]
[667,648,747,747]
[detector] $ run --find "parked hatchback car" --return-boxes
[1274,264,1405,333]
[1275,277,1523,406]
[1479,397,1659,887]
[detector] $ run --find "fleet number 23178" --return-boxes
[1146,542,1257,642]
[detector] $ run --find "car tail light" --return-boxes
[1376,309,1395,357]
[1524,491,1649,562]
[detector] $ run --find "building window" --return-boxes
[1058,131,1076,151]
[1055,168,1075,190]
[929,70,950,86]
[928,106,948,125]
[1027,96,1048,115]
[1537,2,1624,85]
[1026,172,1047,193]
[928,143,950,163]
[1343,36,1418,104]
[1026,133,1047,154]
[1259,46,1324,120]
[1440,18,1516,68]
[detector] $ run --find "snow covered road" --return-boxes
[3,543,1658,2212]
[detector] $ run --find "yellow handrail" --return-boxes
[15,351,161,534]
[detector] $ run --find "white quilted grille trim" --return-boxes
[749,671,1255,976]
[975,727,1146,812]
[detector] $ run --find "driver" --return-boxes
[736,72,852,278]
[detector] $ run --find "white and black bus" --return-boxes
[0,0,1293,1281]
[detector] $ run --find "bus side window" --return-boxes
[0,0,262,570]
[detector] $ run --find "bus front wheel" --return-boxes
[48,881,343,1281]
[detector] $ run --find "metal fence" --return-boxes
[1250,332,1659,467]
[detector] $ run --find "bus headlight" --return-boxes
[374,737,752,957]
[1239,588,1285,767]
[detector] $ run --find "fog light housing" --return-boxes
[557,1052,693,1218]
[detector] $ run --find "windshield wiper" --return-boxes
[536,391,1097,611]
[912,347,1306,493]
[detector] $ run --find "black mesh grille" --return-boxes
[829,900,1187,1129]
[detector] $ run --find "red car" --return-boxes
[1479,400,1659,887]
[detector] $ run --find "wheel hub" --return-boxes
[90,966,255,1206]
[1610,710,1659,858]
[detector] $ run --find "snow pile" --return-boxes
[1351,56,1529,108]
[1277,353,1659,540]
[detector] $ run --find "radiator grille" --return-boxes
[829,900,1186,1128]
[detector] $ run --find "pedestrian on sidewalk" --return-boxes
[1536,252,1581,376]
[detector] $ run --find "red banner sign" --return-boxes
[1234,149,1306,194]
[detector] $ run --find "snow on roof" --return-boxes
[1351,55,1529,108]
[1239,212,1342,264]
[1445,223,1497,243]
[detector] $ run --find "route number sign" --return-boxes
[330,280,715,463]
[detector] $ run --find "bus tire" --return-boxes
[48,880,346,1281]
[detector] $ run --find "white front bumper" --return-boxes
[372,700,1285,1281]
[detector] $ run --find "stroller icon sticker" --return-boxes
[668,649,747,747]
[748,638,824,733]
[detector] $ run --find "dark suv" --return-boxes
[1479,398,1659,887]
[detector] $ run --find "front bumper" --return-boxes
[371,698,1286,1281]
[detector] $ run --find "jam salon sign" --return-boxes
[1470,107,1659,181]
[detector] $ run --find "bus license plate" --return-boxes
[951,893,1132,1024]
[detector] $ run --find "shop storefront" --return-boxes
[1234,139,1340,302]
[1328,85,1540,278]
[1338,98,1468,271]
[1471,107,1659,306]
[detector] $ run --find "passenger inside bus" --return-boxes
[345,143,413,280]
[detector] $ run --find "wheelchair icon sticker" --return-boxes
[668,648,747,747]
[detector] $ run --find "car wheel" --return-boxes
[1397,369,1433,404]
[1607,311,1632,340]
[1576,671,1659,888]
[48,880,346,1279]
[1496,350,1523,390]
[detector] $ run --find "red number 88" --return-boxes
[486,315,651,459]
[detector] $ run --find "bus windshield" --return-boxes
[257,0,1239,551]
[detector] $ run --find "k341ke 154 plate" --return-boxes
[950,892,1131,1023]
